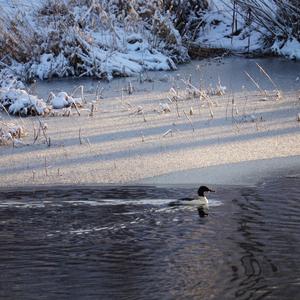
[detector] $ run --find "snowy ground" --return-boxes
[0,0,43,11]
[0,59,299,188]
[198,0,300,60]
[1,0,300,91]
[198,0,263,52]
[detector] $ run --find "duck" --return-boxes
[169,186,215,217]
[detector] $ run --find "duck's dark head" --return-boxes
[198,186,215,197]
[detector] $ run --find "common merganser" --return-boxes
[169,186,215,217]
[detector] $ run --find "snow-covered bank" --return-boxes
[0,60,299,187]
[0,0,197,83]
[197,0,263,53]
[1,0,300,90]
[197,0,300,60]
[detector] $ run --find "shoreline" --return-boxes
[138,156,300,187]
[0,156,299,192]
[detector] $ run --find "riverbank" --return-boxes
[1,0,300,90]
[0,58,299,188]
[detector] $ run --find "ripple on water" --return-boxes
[0,178,299,300]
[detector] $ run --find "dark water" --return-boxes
[0,176,300,300]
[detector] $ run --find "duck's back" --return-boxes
[169,196,208,207]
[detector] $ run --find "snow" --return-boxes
[32,53,70,80]
[0,0,43,12]
[159,103,171,113]
[0,72,25,90]
[25,29,177,81]
[0,0,300,188]
[197,0,300,60]
[49,92,82,109]
[271,38,300,60]
[140,156,300,186]
[0,86,85,115]
[197,1,264,52]
[1,0,300,91]
[0,88,48,115]
[0,58,299,187]
[49,92,69,109]
[0,0,181,83]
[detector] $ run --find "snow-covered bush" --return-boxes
[0,0,209,83]
[0,88,48,116]
[232,0,300,59]
[48,92,83,109]
[0,69,25,89]
[151,11,190,63]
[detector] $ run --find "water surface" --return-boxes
[0,175,299,299]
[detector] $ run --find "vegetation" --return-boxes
[0,0,299,83]
[232,0,300,45]
[0,0,208,81]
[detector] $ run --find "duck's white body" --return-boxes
[180,196,208,207]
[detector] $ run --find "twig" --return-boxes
[0,104,13,120]
[142,111,147,122]
[127,81,134,95]
[71,85,84,102]
[44,157,48,176]
[89,103,95,117]
[208,101,214,119]
[38,118,50,147]
[175,98,180,117]
[256,63,278,90]
[86,138,91,147]
[95,85,104,101]
[231,96,235,121]
[70,99,81,116]
[183,111,195,132]
[79,128,83,145]
[244,71,266,95]
[33,124,38,144]
[163,129,173,137]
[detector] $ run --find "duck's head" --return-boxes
[198,186,215,197]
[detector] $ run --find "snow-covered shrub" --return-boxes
[0,69,25,89]
[233,0,300,58]
[160,0,209,38]
[0,88,48,116]
[48,92,83,109]
[0,0,210,82]
[151,11,189,63]
[0,11,39,64]
[135,0,209,62]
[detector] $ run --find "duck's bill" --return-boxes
[209,189,215,192]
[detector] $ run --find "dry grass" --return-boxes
[231,0,300,45]
[0,0,210,82]
[0,120,27,146]
[0,12,39,64]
